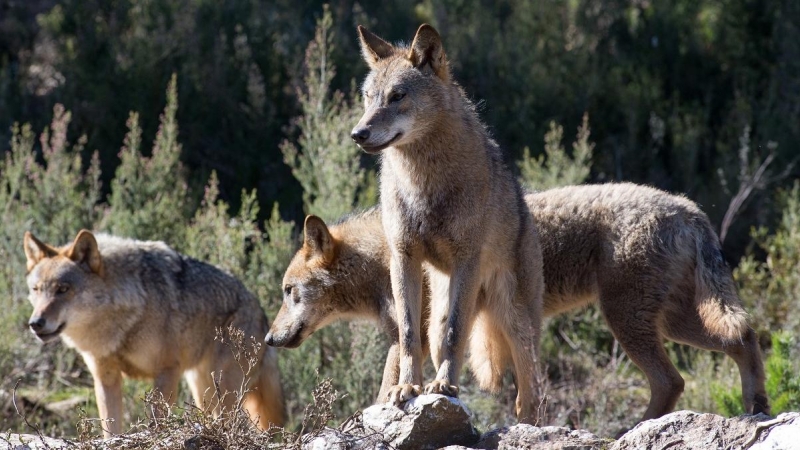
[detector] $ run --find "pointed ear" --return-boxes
[66,230,103,275]
[23,231,58,272]
[358,25,395,68]
[303,215,334,262]
[408,24,449,81]
[408,24,449,82]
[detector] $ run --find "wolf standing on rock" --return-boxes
[24,230,284,437]
[349,24,545,422]
[267,183,769,428]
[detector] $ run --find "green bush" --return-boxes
[102,74,192,244]
[0,105,102,436]
[712,332,800,416]
[280,5,367,223]
[764,332,800,413]
[518,113,594,190]
[736,182,800,336]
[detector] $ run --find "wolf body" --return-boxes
[348,24,545,422]
[24,230,284,437]
[267,183,769,425]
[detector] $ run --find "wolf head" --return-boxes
[23,230,105,343]
[266,215,384,349]
[351,24,452,153]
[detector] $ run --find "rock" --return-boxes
[4,409,800,450]
[361,394,480,450]
[473,424,608,449]
[610,410,795,450]
[0,434,71,450]
[302,427,391,450]
[748,412,800,449]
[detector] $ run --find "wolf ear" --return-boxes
[357,25,395,68]
[23,232,58,272]
[304,215,334,262]
[408,24,449,82]
[66,230,103,275]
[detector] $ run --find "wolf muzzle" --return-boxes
[29,316,65,342]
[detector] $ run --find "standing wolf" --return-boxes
[24,230,284,437]
[267,183,769,426]
[349,24,544,422]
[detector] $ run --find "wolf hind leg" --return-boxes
[663,308,769,415]
[186,345,249,421]
[600,288,685,422]
[495,252,544,424]
[243,346,285,428]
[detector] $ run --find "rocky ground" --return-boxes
[3,395,799,449]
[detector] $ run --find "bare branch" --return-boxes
[720,151,775,243]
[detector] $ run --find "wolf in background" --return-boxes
[349,23,545,422]
[24,230,284,437]
[267,183,769,426]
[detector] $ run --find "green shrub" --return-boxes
[735,182,800,336]
[0,105,102,436]
[518,113,594,190]
[712,332,800,416]
[280,5,366,223]
[102,74,192,244]
[764,332,800,413]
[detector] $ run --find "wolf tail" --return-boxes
[244,345,285,429]
[468,311,511,393]
[694,220,749,342]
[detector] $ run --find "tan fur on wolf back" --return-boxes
[268,182,769,428]
[350,23,545,423]
[23,230,284,437]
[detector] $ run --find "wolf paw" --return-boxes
[423,380,459,397]
[385,384,421,405]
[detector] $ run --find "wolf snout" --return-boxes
[28,316,46,332]
[29,317,65,342]
[351,127,371,144]
[265,323,305,348]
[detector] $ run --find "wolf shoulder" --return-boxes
[92,234,259,313]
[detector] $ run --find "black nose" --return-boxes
[265,332,275,347]
[351,128,370,144]
[29,317,46,332]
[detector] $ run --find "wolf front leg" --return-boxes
[386,252,424,404]
[425,257,481,397]
[379,333,433,403]
[378,343,401,402]
[152,368,181,420]
[85,355,123,438]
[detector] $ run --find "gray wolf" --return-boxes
[24,230,284,437]
[348,23,545,422]
[266,183,769,426]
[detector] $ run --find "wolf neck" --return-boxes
[383,88,490,194]
[335,224,395,324]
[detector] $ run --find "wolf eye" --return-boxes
[31,285,40,292]
[283,285,293,297]
[56,285,70,294]
[389,92,405,103]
